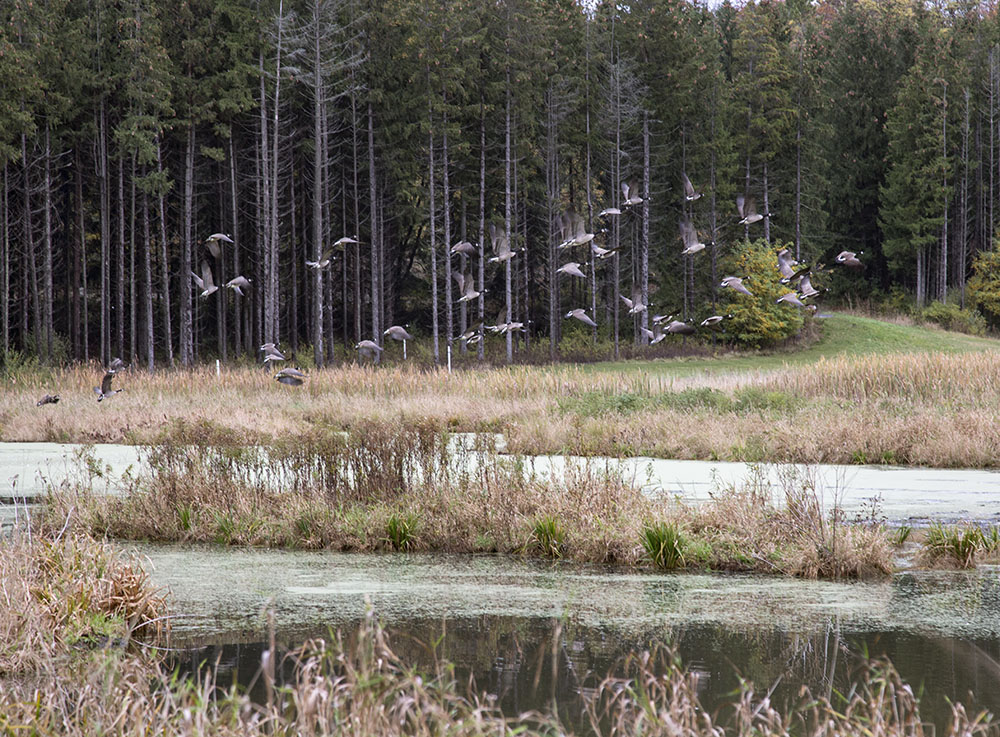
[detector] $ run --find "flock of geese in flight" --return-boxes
[33,173,863,403]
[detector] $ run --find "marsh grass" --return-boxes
[42,423,893,578]
[640,522,686,569]
[7,346,1000,467]
[0,532,167,675]
[922,524,985,568]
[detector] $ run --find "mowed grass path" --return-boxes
[575,312,1000,378]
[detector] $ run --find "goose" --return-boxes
[776,291,806,307]
[568,212,596,247]
[332,235,361,248]
[557,211,592,249]
[94,370,123,402]
[598,207,621,218]
[649,324,667,344]
[565,308,597,327]
[488,224,520,263]
[450,240,476,256]
[557,262,587,279]
[776,248,797,280]
[454,324,483,345]
[679,218,711,256]
[260,343,286,363]
[108,357,125,372]
[305,251,335,269]
[665,320,696,335]
[36,394,60,407]
[621,179,643,207]
[384,325,414,341]
[225,275,251,296]
[621,285,647,315]
[591,243,616,260]
[720,276,753,297]
[494,321,526,336]
[682,172,701,202]
[454,271,485,303]
[274,367,307,386]
[191,260,218,297]
[355,340,383,359]
[836,250,864,270]
[700,314,733,330]
[736,195,767,225]
[798,274,822,298]
[652,312,677,326]
[205,232,233,259]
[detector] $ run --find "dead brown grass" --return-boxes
[7,350,1000,467]
[0,531,168,675]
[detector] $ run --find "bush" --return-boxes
[920,301,986,336]
[967,243,1000,329]
[719,239,805,348]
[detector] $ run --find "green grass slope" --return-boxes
[577,312,1000,377]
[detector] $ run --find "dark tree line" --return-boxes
[1,0,998,367]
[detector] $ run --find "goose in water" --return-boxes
[720,276,753,297]
[565,308,597,327]
[191,260,218,297]
[274,367,307,386]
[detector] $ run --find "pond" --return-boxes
[144,545,1000,731]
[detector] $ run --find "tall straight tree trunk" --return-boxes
[322,105,335,364]
[228,138,242,357]
[368,99,379,356]
[97,105,110,365]
[181,126,195,365]
[312,1,324,367]
[22,134,41,360]
[290,171,299,355]
[269,1,285,345]
[216,175,226,361]
[143,185,154,370]
[762,160,771,245]
[43,125,54,362]
[258,47,272,347]
[427,77,439,363]
[585,23,596,344]
[442,95,453,351]
[2,163,8,356]
[459,199,468,352]
[940,80,948,302]
[477,96,485,360]
[640,112,649,344]
[961,88,970,307]
[156,138,174,367]
[129,156,137,362]
[117,156,125,360]
[351,84,362,342]
[546,86,557,360]
[504,62,513,364]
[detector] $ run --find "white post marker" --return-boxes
[447,344,452,374]
[216,359,220,377]
[403,339,407,361]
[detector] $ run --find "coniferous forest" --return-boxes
[2,0,999,368]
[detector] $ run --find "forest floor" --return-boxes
[3,312,1000,467]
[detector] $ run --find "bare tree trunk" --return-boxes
[1,163,8,356]
[428,79,439,363]
[368,99,379,357]
[156,138,174,367]
[290,171,299,355]
[181,126,195,365]
[216,174,226,361]
[442,95,453,351]
[940,80,948,303]
[117,156,125,360]
[269,0,285,345]
[762,160,771,245]
[129,155,137,363]
[640,111,649,345]
[22,134,41,360]
[97,106,110,365]
[43,125,54,362]
[504,62,513,364]
[546,86,558,360]
[228,137,242,358]
[961,87,970,307]
[477,95,485,360]
[143,184,154,370]
[351,78,362,343]
[259,47,272,348]
[312,0,324,367]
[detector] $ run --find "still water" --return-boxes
[144,546,1000,730]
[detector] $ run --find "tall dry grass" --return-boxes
[0,531,167,675]
[7,351,1000,466]
[41,423,893,578]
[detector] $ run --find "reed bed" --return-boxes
[40,422,892,578]
[6,349,1000,466]
[1,600,994,737]
[0,531,168,675]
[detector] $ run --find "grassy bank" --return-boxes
[1,533,995,736]
[4,313,1000,467]
[40,423,893,580]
